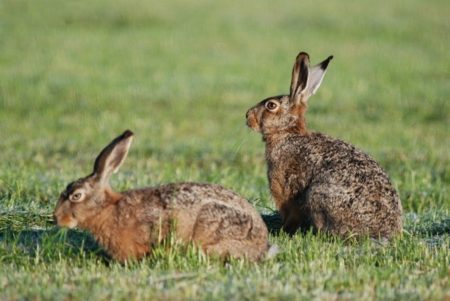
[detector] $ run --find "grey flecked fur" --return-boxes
[246,52,402,238]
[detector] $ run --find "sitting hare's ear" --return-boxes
[290,52,310,102]
[93,130,134,184]
[290,52,333,104]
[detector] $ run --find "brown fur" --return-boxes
[246,52,402,238]
[54,131,269,262]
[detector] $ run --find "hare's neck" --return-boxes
[294,103,308,134]
[82,204,120,250]
[292,114,308,135]
[262,120,309,145]
[263,131,308,150]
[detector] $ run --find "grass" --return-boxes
[0,0,449,299]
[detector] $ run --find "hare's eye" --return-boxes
[265,101,279,111]
[70,192,83,202]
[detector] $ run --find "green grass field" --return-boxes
[0,0,449,299]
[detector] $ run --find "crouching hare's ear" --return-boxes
[93,130,134,184]
[290,52,333,105]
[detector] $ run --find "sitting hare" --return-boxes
[54,130,269,262]
[246,51,402,238]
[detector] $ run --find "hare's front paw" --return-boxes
[281,210,302,235]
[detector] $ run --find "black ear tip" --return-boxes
[320,55,334,70]
[122,130,134,138]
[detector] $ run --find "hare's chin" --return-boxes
[66,220,78,229]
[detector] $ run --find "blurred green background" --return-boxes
[0,0,448,299]
[1,0,448,212]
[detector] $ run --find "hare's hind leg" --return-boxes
[309,183,402,237]
[308,184,387,236]
[191,202,259,260]
[306,184,355,235]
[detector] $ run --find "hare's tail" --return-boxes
[266,243,281,260]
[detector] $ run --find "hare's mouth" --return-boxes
[55,214,78,229]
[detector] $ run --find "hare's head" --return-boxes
[54,130,134,229]
[246,52,332,137]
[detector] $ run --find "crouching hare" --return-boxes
[54,130,269,262]
[246,51,402,238]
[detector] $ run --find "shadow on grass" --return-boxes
[261,211,450,236]
[0,227,110,264]
[261,212,283,234]
[403,212,450,236]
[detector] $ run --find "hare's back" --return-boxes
[306,133,401,212]
[307,133,393,187]
[125,183,262,219]
[160,183,260,215]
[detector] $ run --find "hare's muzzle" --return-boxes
[246,108,260,132]
[53,200,78,229]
